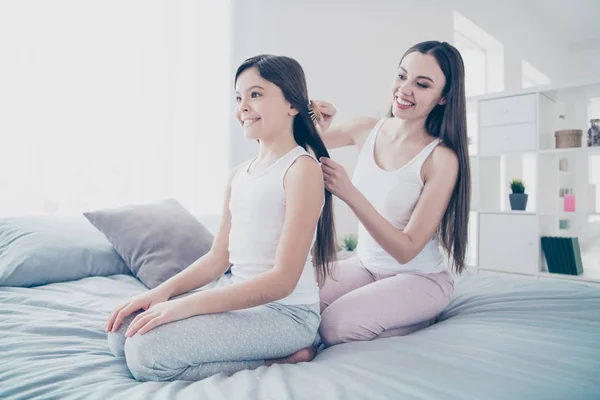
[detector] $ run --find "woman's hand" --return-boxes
[314,100,336,133]
[320,156,358,203]
[105,286,171,333]
[124,298,191,337]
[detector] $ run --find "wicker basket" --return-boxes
[555,129,583,148]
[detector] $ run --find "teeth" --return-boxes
[243,118,259,126]
[396,97,414,106]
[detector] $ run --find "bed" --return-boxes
[1,215,600,400]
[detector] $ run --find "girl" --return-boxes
[269,40,470,364]
[105,54,336,381]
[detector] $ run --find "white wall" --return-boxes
[229,0,598,236]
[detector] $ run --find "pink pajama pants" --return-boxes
[319,255,455,346]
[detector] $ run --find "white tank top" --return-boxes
[352,119,447,273]
[228,146,320,305]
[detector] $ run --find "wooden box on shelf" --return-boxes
[555,129,583,149]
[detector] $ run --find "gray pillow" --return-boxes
[83,199,214,289]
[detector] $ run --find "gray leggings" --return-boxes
[107,276,320,381]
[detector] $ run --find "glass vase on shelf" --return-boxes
[588,119,600,147]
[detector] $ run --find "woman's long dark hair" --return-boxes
[234,54,337,284]
[388,41,471,275]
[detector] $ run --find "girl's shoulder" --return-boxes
[284,152,323,186]
[287,150,322,175]
[228,159,252,183]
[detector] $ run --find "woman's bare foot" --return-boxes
[264,346,316,366]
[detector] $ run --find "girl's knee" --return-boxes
[107,312,139,358]
[107,331,126,358]
[124,335,159,381]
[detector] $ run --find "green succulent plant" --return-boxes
[341,234,358,252]
[510,178,526,194]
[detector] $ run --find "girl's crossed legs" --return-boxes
[108,275,320,381]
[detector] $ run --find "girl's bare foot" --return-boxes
[264,346,316,366]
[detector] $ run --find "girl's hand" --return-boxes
[105,287,171,333]
[320,156,358,203]
[314,100,336,133]
[124,298,190,337]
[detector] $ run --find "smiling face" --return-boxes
[391,52,447,121]
[234,67,297,141]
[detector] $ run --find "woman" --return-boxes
[268,40,470,365]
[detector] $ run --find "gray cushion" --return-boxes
[83,199,214,289]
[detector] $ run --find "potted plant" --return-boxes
[509,178,528,211]
[338,234,358,259]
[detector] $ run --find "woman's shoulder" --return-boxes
[426,142,459,177]
[351,117,380,136]
[349,117,384,149]
[336,117,380,137]
[352,116,380,128]
[431,141,457,159]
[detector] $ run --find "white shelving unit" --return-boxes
[467,79,600,284]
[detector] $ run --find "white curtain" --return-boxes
[0,0,231,217]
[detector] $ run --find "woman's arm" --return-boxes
[176,156,324,314]
[315,101,377,150]
[158,166,239,298]
[322,146,459,264]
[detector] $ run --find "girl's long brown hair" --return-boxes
[235,54,337,284]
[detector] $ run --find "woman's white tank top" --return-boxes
[352,119,447,273]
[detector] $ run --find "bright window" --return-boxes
[589,98,600,119]
[453,11,504,97]
[0,1,232,216]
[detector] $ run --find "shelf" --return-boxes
[538,270,600,284]
[539,147,599,155]
[474,211,600,216]
[469,146,600,158]
[479,150,536,158]
[465,77,600,103]
[478,210,536,215]
[471,79,600,283]
[472,269,600,284]
[471,147,600,157]
[478,268,537,278]
[539,212,600,217]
